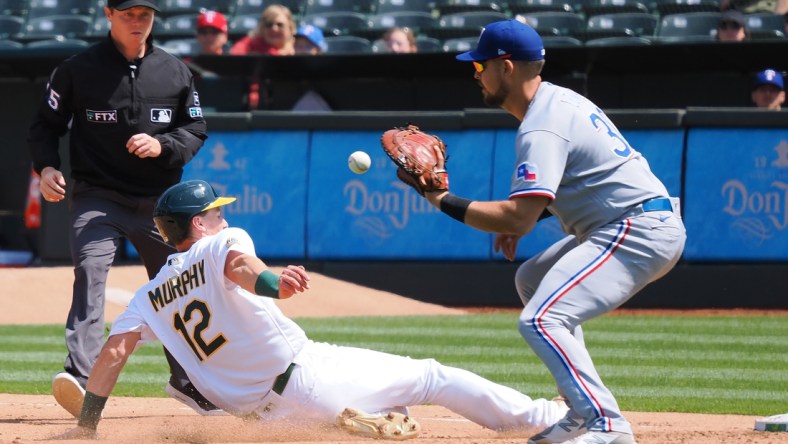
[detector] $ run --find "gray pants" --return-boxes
[64,181,186,387]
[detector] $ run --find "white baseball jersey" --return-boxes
[111,227,307,415]
[110,228,571,430]
[509,81,669,238]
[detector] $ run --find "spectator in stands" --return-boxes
[292,26,331,111]
[230,4,296,55]
[229,5,296,109]
[715,9,750,41]
[196,10,229,55]
[720,0,788,14]
[294,24,327,55]
[751,68,785,110]
[382,27,418,53]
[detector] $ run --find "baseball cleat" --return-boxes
[165,382,226,416]
[561,430,637,443]
[528,409,586,444]
[52,372,86,418]
[337,407,421,440]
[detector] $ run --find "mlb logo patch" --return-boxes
[516,162,538,182]
[151,108,172,123]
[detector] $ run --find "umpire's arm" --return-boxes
[151,76,207,169]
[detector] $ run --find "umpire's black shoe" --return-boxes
[165,380,226,416]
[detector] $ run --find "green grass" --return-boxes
[1,313,786,415]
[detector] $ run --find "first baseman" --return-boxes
[55,180,569,440]
[413,20,686,444]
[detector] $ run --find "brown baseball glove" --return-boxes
[380,124,449,196]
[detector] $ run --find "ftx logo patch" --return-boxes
[516,162,538,182]
[86,109,117,123]
[151,108,172,123]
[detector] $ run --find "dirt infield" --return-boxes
[0,265,782,444]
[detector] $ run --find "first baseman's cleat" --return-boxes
[337,407,421,440]
[561,430,637,444]
[52,372,85,418]
[165,382,226,416]
[528,409,586,444]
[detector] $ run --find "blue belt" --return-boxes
[641,197,673,212]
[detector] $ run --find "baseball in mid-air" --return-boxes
[348,151,371,174]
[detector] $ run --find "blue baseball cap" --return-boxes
[753,69,784,91]
[456,20,545,62]
[296,24,327,52]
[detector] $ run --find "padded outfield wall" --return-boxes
[28,109,788,309]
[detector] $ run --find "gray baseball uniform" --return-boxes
[510,82,686,434]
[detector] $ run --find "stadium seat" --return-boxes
[27,0,95,19]
[416,35,442,51]
[371,35,443,52]
[517,11,586,36]
[228,12,258,37]
[433,10,507,39]
[587,12,658,37]
[509,0,575,15]
[301,11,369,36]
[0,16,24,39]
[441,35,478,52]
[373,0,436,14]
[304,0,374,15]
[0,39,24,49]
[323,35,373,53]
[577,0,649,18]
[233,0,305,16]
[25,37,91,52]
[436,0,504,15]
[0,0,29,17]
[367,11,436,33]
[24,15,92,39]
[656,11,720,41]
[745,12,786,34]
[160,37,202,55]
[542,35,583,46]
[160,0,233,17]
[652,0,719,17]
[160,14,200,38]
[584,34,651,45]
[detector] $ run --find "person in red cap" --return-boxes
[196,10,229,55]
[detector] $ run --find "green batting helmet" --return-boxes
[153,180,236,245]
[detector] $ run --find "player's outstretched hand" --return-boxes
[278,265,310,299]
[494,234,521,262]
[51,426,97,440]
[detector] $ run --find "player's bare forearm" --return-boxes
[427,191,547,236]
[224,251,310,299]
[85,332,139,397]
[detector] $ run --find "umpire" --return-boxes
[27,0,218,417]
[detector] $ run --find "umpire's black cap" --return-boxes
[108,0,160,11]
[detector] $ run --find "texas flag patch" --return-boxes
[516,162,538,182]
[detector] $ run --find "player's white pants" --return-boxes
[515,208,685,434]
[251,340,568,430]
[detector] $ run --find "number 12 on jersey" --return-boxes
[173,299,227,361]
